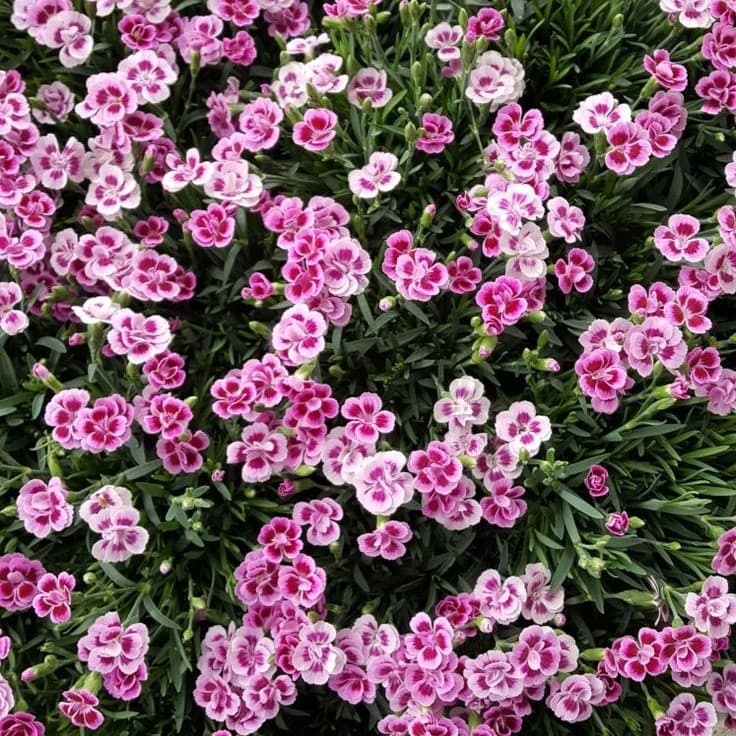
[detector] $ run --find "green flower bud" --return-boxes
[248,321,271,340]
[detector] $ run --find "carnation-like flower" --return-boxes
[353,451,414,516]
[17,478,73,539]
[271,303,327,366]
[347,152,401,199]
[59,689,104,730]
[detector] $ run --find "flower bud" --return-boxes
[295,361,317,379]
[295,464,316,477]
[248,321,271,340]
[159,559,172,575]
[580,647,606,661]
[408,0,422,22]
[419,203,436,228]
[417,93,433,112]
[32,363,64,392]
[409,61,423,89]
[526,310,547,324]
[616,589,656,607]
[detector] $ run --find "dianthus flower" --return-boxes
[271,303,327,366]
[347,152,401,199]
[357,520,412,560]
[0,552,45,612]
[32,571,75,623]
[17,477,73,538]
[58,690,104,730]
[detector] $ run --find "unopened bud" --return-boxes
[417,93,433,112]
[295,360,317,379]
[248,321,271,340]
[159,559,172,575]
[419,203,436,228]
[411,61,425,88]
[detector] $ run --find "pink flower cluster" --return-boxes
[44,390,134,453]
[79,485,149,563]
[573,89,686,175]
[574,234,735,414]
[0,551,75,625]
[77,612,149,701]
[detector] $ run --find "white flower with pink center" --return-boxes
[521,562,565,624]
[29,133,85,190]
[466,51,525,110]
[495,401,552,457]
[0,282,28,336]
[85,163,141,220]
[42,10,93,68]
[572,92,631,135]
[118,50,177,104]
[272,61,309,108]
[433,376,490,433]
[79,486,134,531]
[347,152,401,199]
[75,73,138,127]
[292,621,346,685]
[486,182,544,235]
[404,613,453,670]
[653,214,709,263]
[226,422,288,483]
[0,214,45,269]
[71,296,121,325]
[473,568,527,625]
[73,226,136,289]
[306,53,348,94]
[352,451,414,516]
[424,22,463,62]
[271,303,327,367]
[321,427,374,486]
[292,498,343,546]
[623,316,687,377]
[91,506,150,563]
[464,651,524,701]
[704,242,736,294]
[0,93,31,135]
[320,237,371,298]
[161,148,213,193]
[203,160,263,208]
[346,67,392,109]
[547,196,586,243]
[547,674,606,723]
[107,308,172,364]
[659,0,713,28]
[341,392,395,444]
[685,575,736,639]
